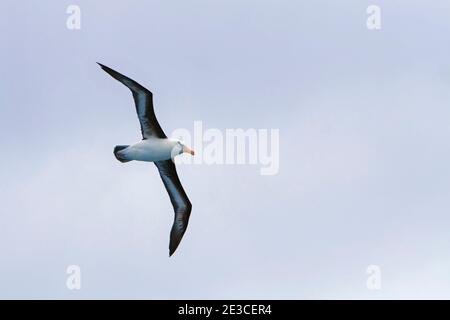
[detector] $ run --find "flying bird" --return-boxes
[98,63,194,256]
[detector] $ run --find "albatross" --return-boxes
[98,63,194,257]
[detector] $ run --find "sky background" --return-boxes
[1,0,450,299]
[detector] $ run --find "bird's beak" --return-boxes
[183,145,195,156]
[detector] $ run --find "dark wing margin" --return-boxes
[155,160,192,257]
[97,63,167,139]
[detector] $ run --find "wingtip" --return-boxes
[169,239,181,257]
[97,63,117,77]
[169,244,178,257]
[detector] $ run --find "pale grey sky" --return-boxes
[1,1,450,299]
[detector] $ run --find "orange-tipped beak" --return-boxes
[183,145,195,156]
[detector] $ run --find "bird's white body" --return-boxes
[119,139,181,162]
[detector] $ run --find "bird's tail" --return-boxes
[114,145,132,163]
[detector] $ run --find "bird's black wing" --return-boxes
[155,160,192,256]
[98,63,167,139]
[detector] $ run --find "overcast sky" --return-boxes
[1,1,450,299]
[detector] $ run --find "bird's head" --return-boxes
[171,140,195,158]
